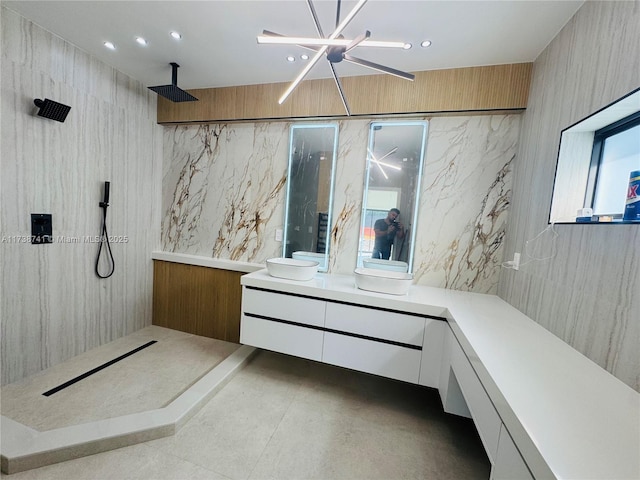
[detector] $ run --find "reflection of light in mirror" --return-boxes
[374,161,388,179]
[376,147,398,161]
[359,121,428,272]
[367,147,401,180]
[372,160,401,171]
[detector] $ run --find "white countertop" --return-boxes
[241,269,450,318]
[152,251,264,273]
[242,269,640,480]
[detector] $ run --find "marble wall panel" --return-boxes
[1,8,163,385]
[162,115,520,294]
[162,123,290,262]
[413,115,519,292]
[498,1,640,391]
[326,119,369,273]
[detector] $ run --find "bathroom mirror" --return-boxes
[357,121,428,273]
[549,87,640,224]
[283,124,339,271]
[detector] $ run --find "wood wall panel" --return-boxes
[157,63,532,124]
[152,260,243,343]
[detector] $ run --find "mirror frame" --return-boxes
[282,123,339,272]
[357,120,428,273]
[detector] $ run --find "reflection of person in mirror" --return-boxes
[372,208,405,260]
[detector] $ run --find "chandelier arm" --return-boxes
[258,34,405,48]
[306,0,325,38]
[278,47,327,104]
[329,0,367,39]
[343,54,415,81]
[345,31,370,53]
[279,0,367,105]
[328,62,351,116]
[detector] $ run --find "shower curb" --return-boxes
[0,345,257,475]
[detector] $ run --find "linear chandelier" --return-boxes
[257,0,415,115]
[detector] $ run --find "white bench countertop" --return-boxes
[152,251,264,273]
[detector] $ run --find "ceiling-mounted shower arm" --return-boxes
[170,62,180,86]
[148,62,198,103]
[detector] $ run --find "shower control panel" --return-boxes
[31,213,52,244]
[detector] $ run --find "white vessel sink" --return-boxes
[354,267,413,295]
[362,258,409,273]
[292,251,327,271]
[266,257,319,281]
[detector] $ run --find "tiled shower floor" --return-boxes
[1,326,239,431]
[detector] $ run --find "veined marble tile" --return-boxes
[161,115,520,294]
[162,123,289,262]
[413,115,520,293]
[328,119,370,273]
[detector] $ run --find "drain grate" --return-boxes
[42,340,157,396]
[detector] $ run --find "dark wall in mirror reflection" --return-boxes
[286,149,331,255]
[283,125,337,270]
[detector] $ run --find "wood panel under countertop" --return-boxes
[152,260,243,343]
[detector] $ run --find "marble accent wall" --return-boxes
[162,123,290,262]
[498,1,640,391]
[162,115,520,294]
[1,8,163,385]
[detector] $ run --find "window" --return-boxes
[549,87,640,223]
[587,112,640,216]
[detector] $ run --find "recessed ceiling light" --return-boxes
[104,41,115,50]
[135,37,148,46]
[170,31,182,40]
[287,55,295,62]
[301,54,309,61]
[421,40,432,48]
[403,43,412,50]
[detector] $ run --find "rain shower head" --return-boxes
[34,98,71,122]
[148,62,198,102]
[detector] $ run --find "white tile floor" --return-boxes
[1,332,490,479]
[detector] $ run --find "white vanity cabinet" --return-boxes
[440,325,533,478]
[323,303,427,384]
[235,269,640,480]
[240,286,445,387]
[240,287,326,361]
[449,332,501,463]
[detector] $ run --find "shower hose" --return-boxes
[95,193,115,279]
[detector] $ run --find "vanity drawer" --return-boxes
[322,332,422,383]
[242,287,326,327]
[240,314,323,361]
[450,336,501,463]
[325,302,425,346]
